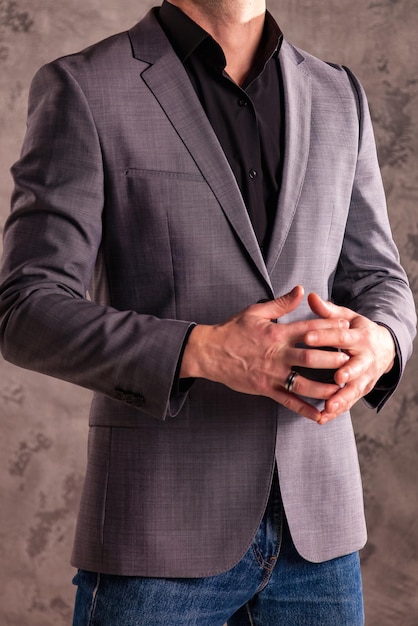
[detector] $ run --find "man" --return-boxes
[0,0,415,624]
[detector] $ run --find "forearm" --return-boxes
[0,281,194,419]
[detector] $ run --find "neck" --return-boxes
[166,0,267,85]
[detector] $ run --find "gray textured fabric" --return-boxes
[0,9,415,577]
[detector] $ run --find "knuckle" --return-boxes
[301,350,315,367]
[339,329,351,345]
[363,379,375,396]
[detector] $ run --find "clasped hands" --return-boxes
[180,285,396,425]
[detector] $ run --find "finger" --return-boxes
[292,317,350,336]
[326,384,359,413]
[304,327,362,351]
[285,373,341,400]
[320,373,375,421]
[271,387,321,422]
[308,292,356,322]
[333,354,373,387]
[286,346,350,370]
[255,285,304,321]
[274,318,350,350]
[303,328,377,389]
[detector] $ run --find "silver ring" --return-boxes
[285,370,298,393]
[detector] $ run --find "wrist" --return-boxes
[378,325,396,374]
[179,324,213,379]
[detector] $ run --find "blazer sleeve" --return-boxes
[331,67,416,410]
[0,60,194,421]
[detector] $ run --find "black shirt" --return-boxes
[158,1,284,252]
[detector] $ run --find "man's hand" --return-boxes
[306,292,396,425]
[180,286,351,423]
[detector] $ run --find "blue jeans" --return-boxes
[72,474,364,625]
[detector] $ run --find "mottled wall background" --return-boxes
[0,0,417,624]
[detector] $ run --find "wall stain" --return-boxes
[29,591,72,622]
[376,54,390,74]
[0,0,34,63]
[372,79,417,169]
[406,231,418,263]
[50,596,72,620]
[27,473,83,559]
[0,380,24,404]
[355,432,385,465]
[392,394,415,444]
[6,79,24,110]
[0,0,33,33]
[9,432,53,477]
[368,0,400,13]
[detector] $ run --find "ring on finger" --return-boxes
[285,370,298,393]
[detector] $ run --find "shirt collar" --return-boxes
[158,1,211,62]
[158,0,283,71]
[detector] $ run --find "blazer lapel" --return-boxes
[266,42,312,275]
[129,12,272,291]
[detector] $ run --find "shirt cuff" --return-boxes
[170,323,196,398]
[364,323,401,409]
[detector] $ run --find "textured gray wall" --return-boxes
[0,1,417,624]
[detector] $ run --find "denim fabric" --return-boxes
[72,475,364,626]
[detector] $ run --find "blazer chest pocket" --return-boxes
[124,168,205,183]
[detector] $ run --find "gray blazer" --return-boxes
[0,9,415,577]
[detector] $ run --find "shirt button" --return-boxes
[238,98,248,107]
[249,169,257,179]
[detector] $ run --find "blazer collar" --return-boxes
[266,40,312,275]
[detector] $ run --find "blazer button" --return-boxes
[114,388,145,407]
[125,393,145,407]
[114,388,125,402]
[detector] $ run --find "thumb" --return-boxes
[258,285,304,320]
[308,292,354,323]
[307,292,333,318]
